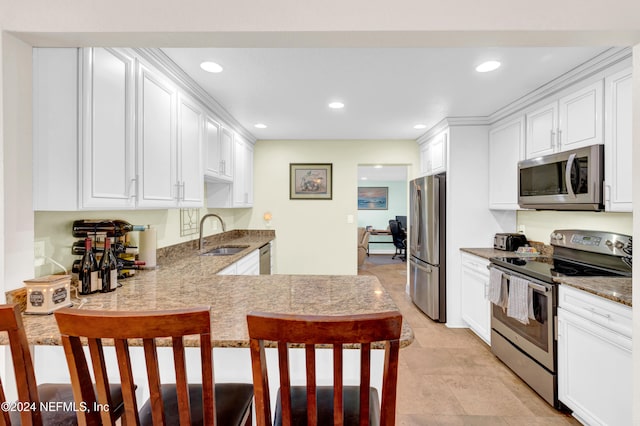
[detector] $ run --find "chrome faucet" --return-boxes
[199,213,226,250]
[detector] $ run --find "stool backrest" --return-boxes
[0,304,42,426]
[54,306,214,426]
[247,311,402,426]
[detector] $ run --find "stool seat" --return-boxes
[10,384,125,425]
[139,383,254,426]
[274,386,380,426]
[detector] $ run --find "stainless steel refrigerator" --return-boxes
[409,173,446,322]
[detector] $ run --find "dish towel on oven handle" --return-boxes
[488,268,508,310]
[507,275,530,325]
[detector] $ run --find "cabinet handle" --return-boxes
[550,130,556,148]
[557,129,562,150]
[129,177,137,199]
[220,160,225,174]
[181,182,186,201]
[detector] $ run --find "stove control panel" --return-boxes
[551,229,632,258]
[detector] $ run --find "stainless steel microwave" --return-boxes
[518,144,604,211]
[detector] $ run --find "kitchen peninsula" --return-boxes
[5,230,414,348]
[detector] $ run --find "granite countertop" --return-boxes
[460,247,527,260]
[6,230,413,349]
[552,277,632,307]
[460,247,632,307]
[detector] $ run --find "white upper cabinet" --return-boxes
[604,68,632,212]
[525,80,603,159]
[79,48,136,210]
[558,81,603,150]
[420,130,447,176]
[136,62,178,208]
[488,116,524,210]
[525,101,558,158]
[177,94,204,207]
[232,136,254,208]
[204,118,233,182]
[33,47,252,211]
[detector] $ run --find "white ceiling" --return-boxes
[162,47,608,140]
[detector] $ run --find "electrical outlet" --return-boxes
[212,221,218,230]
[34,240,46,258]
[517,225,526,234]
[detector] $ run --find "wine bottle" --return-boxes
[72,240,138,255]
[78,238,99,294]
[99,238,118,292]
[72,220,146,237]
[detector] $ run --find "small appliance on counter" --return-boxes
[494,233,528,251]
[24,275,72,314]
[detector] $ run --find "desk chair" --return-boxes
[247,311,402,426]
[55,307,253,426]
[0,304,125,425]
[388,220,406,261]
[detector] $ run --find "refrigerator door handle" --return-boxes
[410,259,432,273]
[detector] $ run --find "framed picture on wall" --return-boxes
[290,163,333,199]
[358,187,388,210]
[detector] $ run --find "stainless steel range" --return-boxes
[488,229,632,409]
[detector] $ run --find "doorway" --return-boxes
[356,165,408,268]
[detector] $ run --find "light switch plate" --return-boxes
[347,215,354,224]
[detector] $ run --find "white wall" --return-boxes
[447,125,516,327]
[2,33,33,295]
[246,139,419,275]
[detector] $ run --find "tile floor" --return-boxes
[358,257,580,425]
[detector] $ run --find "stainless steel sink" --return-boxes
[200,245,249,256]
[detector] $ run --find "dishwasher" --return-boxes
[259,243,271,275]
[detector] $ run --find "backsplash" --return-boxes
[517,210,632,244]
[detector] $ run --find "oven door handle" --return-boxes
[527,281,550,293]
[488,264,551,293]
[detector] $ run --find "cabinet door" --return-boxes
[419,143,431,176]
[220,127,234,180]
[177,94,204,207]
[460,254,491,344]
[604,69,632,212]
[488,117,524,209]
[525,101,557,158]
[558,81,603,151]
[558,308,632,426]
[233,136,251,207]
[204,117,222,178]
[429,132,447,174]
[80,48,136,210]
[137,63,178,208]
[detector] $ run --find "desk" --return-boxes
[367,229,393,255]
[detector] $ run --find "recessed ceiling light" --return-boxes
[475,61,501,73]
[200,61,223,73]
[374,165,383,169]
[328,102,344,109]
[361,177,368,180]
[413,124,427,129]
[254,123,267,129]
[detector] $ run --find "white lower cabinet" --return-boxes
[558,285,632,426]
[460,253,491,344]
[217,250,259,276]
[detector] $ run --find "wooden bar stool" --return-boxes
[54,306,253,426]
[0,304,125,425]
[247,311,403,426]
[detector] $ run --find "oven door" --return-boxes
[490,265,556,372]
[518,144,603,210]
